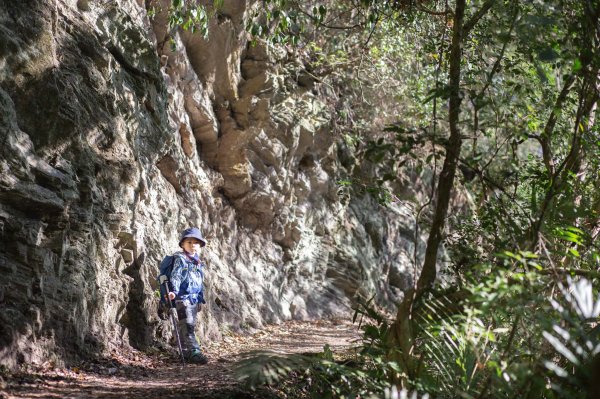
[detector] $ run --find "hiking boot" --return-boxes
[188,349,208,364]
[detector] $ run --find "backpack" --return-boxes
[157,255,175,307]
[157,254,207,311]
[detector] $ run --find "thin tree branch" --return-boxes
[539,74,576,176]
[476,314,521,399]
[463,0,496,35]
[474,8,518,101]
[531,76,599,248]
[363,10,381,48]
[416,0,466,295]
[416,3,451,16]
[536,268,600,278]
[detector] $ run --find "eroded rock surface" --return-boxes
[0,0,420,369]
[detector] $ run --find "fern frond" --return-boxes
[234,350,319,388]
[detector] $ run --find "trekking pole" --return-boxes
[159,277,186,366]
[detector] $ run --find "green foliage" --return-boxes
[245,0,410,47]
[168,1,210,37]
[234,297,430,398]
[246,0,306,46]
[543,278,600,398]
[235,351,317,387]
[381,260,598,398]
[336,177,394,206]
[148,0,223,50]
[234,267,599,398]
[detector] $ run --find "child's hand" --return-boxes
[168,292,176,300]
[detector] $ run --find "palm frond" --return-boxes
[543,277,600,397]
[234,350,319,388]
[384,385,430,399]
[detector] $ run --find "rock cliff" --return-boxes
[0,0,418,368]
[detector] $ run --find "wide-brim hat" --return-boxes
[178,227,207,247]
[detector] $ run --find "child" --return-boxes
[167,227,208,364]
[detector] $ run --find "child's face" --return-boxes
[181,238,203,254]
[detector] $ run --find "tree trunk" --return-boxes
[417,0,466,296]
[387,0,467,384]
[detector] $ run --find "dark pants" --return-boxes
[175,299,201,354]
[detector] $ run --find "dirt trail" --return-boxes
[2,320,360,399]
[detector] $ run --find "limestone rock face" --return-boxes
[0,0,420,368]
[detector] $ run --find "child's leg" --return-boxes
[175,299,201,354]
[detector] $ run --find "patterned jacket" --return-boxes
[170,251,206,304]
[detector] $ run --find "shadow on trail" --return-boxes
[4,362,279,399]
[3,320,359,398]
